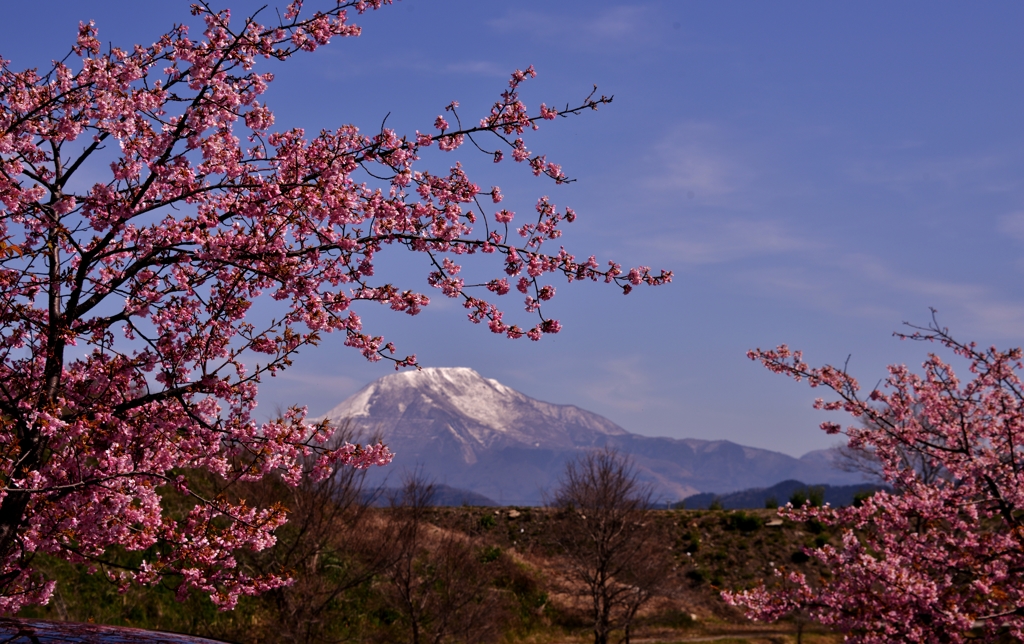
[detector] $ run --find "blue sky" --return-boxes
[4,1,1024,456]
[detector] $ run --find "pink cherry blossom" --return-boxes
[724,313,1024,643]
[0,0,670,612]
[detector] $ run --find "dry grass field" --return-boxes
[16,500,844,643]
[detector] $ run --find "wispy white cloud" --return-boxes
[642,122,754,201]
[440,60,507,77]
[846,152,1019,194]
[614,122,828,267]
[276,371,363,389]
[581,6,650,40]
[312,48,508,80]
[574,355,675,418]
[649,148,738,198]
[311,5,655,81]
[639,217,816,265]
[998,211,1024,241]
[741,253,1024,339]
[487,6,652,47]
[738,266,903,321]
[262,371,368,419]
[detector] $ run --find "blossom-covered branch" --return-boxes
[0,0,669,611]
[725,314,1024,643]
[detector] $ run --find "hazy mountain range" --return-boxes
[314,367,865,506]
[680,480,888,510]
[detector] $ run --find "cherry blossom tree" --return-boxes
[724,316,1024,643]
[0,1,670,611]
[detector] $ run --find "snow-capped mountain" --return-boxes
[319,367,628,457]
[315,367,862,505]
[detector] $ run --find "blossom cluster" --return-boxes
[0,1,668,611]
[724,317,1024,643]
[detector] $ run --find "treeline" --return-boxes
[13,448,854,644]
[14,449,690,644]
[17,466,545,643]
[679,479,887,510]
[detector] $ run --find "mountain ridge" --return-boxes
[680,479,889,510]
[315,367,864,505]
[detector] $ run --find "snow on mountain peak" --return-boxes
[315,366,627,450]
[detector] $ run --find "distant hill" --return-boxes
[315,367,866,506]
[364,484,498,508]
[680,479,889,510]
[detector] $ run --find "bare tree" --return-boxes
[214,422,400,643]
[616,539,673,644]
[549,449,670,644]
[379,475,510,644]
